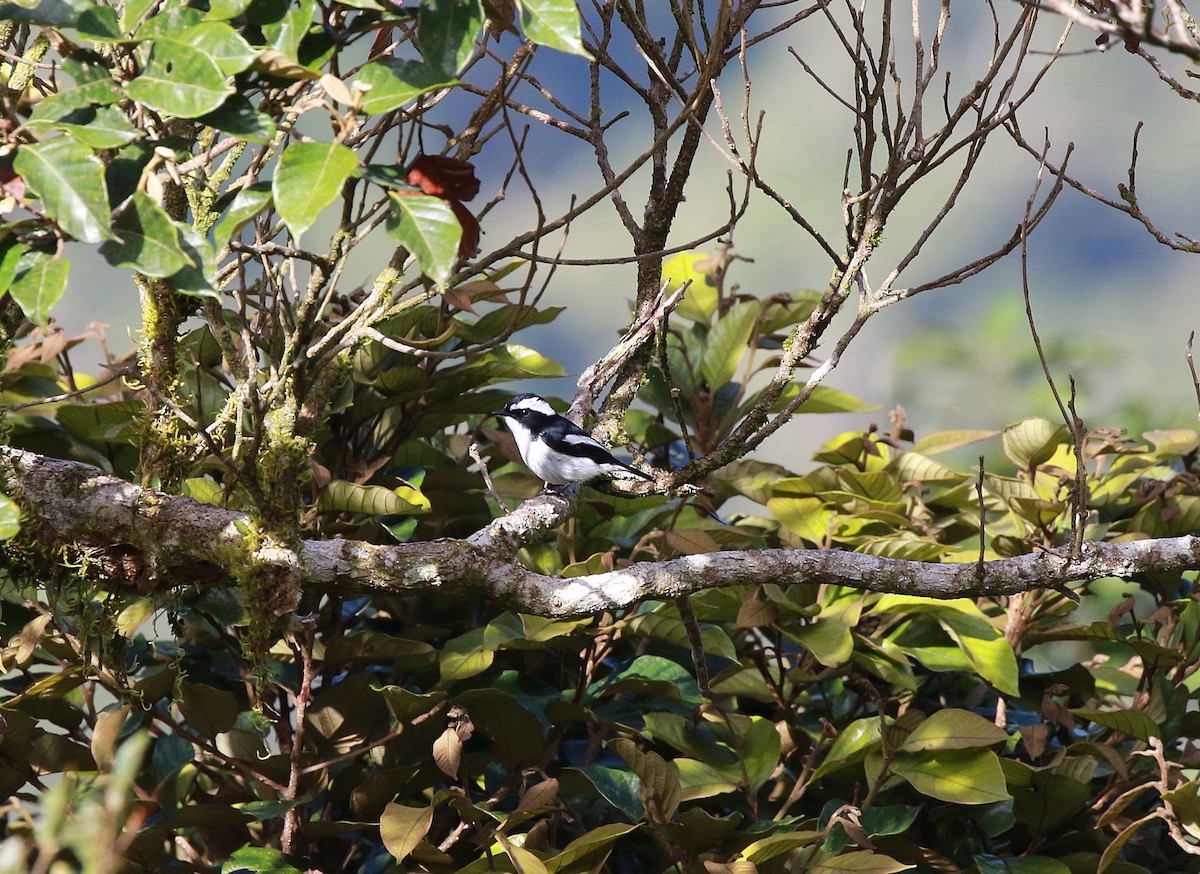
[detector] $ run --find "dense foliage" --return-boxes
[1,1,1199,873]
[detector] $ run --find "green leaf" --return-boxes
[1003,418,1068,470]
[14,137,112,244]
[272,141,358,239]
[100,192,193,277]
[125,39,234,118]
[520,0,591,57]
[570,766,644,820]
[166,223,221,299]
[184,21,258,75]
[1070,707,1159,741]
[794,385,880,414]
[809,851,914,873]
[790,619,853,667]
[0,493,20,540]
[662,250,718,322]
[543,823,639,874]
[9,250,68,326]
[975,855,1070,874]
[221,847,303,874]
[740,831,824,863]
[386,193,462,284]
[700,300,758,388]
[672,757,739,800]
[354,58,458,115]
[890,748,1011,805]
[912,429,998,455]
[439,628,493,681]
[739,716,782,791]
[26,105,139,150]
[419,0,484,76]
[899,709,1010,752]
[0,0,120,38]
[201,94,276,144]
[178,682,240,739]
[380,802,433,862]
[938,610,1020,697]
[812,717,881,781]
[316,480,430,515]
[214,182,273,246]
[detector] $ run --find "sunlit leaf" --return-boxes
[520,0,591,56]
[14,137,112,244]
[381,802,433,862]
[1003,418,1068,470]
[9,250,68,326]
[891,748,1010,804]
[354,58,458,115]
[273,141,358,239]
[386,193,462,284]
[125,39,234,117]
[100,191,193,277]
[900,709,1010,752]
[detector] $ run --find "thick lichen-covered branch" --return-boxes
[5,447,1200,618]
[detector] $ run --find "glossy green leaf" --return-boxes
[520,0,591,56]
[386,193,462,284]
[14,137,112,244]
[672,757,739,800]
[221,847,303,874]
[938,610,1020,696]
[26,104,138,149]
[812,716,881,781]
[419,0,484,75]
[214,182,273,246]
[380,802,433,862]
[273,141,358,239]
[740,831,823,863]
[9,250,68,326]
[125,39,233,118]
[1,0,120,37]
[354,58,458,115]
[570,766,644,820]
[891,748,1010,804]
[1070,707,1159,741]
[100,191,192,277]
[544,823,639,874]
[184,21,257,75]
[900,709,1010,752]
[166,223,221,299]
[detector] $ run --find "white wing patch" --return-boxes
[562,433,605,449]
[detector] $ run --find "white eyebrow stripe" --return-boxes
[511,396,556,415]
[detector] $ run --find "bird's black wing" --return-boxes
[554,424,655,481]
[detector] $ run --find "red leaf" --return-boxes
[449,199,480,258]
[405,154,480,201]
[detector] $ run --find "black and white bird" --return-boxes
[493,393,655,487]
